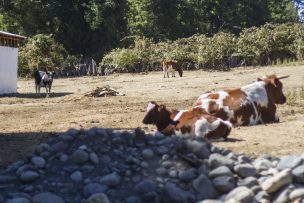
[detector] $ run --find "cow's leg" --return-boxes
[45,86,49,97]
[38,86,41,96]
[167,72,169,78]
[35,84,38,95]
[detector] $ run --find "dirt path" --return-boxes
[0,65,304,168]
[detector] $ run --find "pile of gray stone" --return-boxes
[1,127,304,203]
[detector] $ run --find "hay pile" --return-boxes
[85,86,125,97]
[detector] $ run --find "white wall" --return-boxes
[0,46,18,95]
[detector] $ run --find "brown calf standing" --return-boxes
[162,60,183,78]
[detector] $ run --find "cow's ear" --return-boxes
[270,78,278,87]
[158,105,166,111]
[257,77,263,81]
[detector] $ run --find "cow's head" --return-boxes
[44,71,56,86]
[177,68,183,77]
[258,74,289,104]
[143,101,171,124]
[143,101,177,135]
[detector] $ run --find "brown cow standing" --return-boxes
[142,101,232,139]
[162,60,183,78]
[192,74,289,126]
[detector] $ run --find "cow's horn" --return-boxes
[277,75,289,79]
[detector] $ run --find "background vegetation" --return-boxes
[0,0,301,76]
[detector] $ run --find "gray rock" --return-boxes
[198,163,209,175]
[238,155,252,164]
[238,177,259,188]
[60,154,68,162]
[156,167,167,176]
[58,133,74,142]
[65,128,79,136]
[126,196,142,203]
[162,183,195,203]
[208,166,234,179]
[0,175,17,183]
[35,143,51,154]
[225,186,255,203]
[156,146,169,155]
[79,145,87,150]
[100,172,121,186]
[69,150,89,164]
[199,200,223,203]
[140,161,149,168]
[289,188,304,201]
[261,169,293,193]
[16,164,32,176]
[192,174,218,199]
[255,191,270,202]
[85,193,110,203]
[51,141,68,153]
[209,153,234,170]
[31,156,46,168]
[234,164,256,178]
[254,158,273,172]
[185,140,210,159]
[32,192,64,203]
[6,192,31,200]
[272,185,293,203]
[142,149,154,159]
[134,180,156,194]
[292,165,304,183]
[212,176,236,193]
[178,170,197,182]
[70,171,82,183]
[169,170,178,178]
[6,198,30,203]
[162,161,173,169]
[20,171,39,182]
[277,156,303,170]
[83,183,107,198]
[2,161,24,174]
[89,152,99,165]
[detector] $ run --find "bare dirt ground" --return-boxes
[0,65,304,169]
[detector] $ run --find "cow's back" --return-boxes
[193,88,260,125]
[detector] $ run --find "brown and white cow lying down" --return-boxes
[192,74,289,126]
[162,60,183,78]
[142,101,232,139]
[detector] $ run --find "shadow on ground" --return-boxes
[0,92,73,99]
[0,132,58,170]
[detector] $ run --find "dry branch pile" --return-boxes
[85,86,125,97]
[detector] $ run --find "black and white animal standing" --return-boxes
[34,70,55,96]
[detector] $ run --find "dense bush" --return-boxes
[18,34,68,77]
[236,23,302,65]
[101,23,304,74]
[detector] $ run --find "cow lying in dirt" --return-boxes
[192,74,289,126]
[142,101,232,139]
[34,70,55,96]
[162,60,183,78]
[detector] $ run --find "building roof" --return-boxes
[0,31,26,40]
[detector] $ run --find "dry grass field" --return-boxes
[0,65,304,169]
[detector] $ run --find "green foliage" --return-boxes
[102,23,304,74]
[237,24,303,65]
[198,32,236,69]
[18,34,68,76]
[1,0,300,61]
